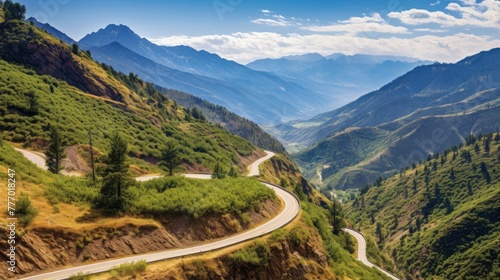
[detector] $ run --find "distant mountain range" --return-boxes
[283,48,500,189]
[29,20,431,125]
[78,24,332,124]
[247,53,430,108]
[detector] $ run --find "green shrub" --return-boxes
[111,260,147,277]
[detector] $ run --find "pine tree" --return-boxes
[161,140,180,176]
[3,0,26,20]
[27,90,39,115]
[330,200,343,235]
[100,132,132,211]
[45,126,66,174]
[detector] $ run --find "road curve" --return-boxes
[343,228,400,280]
[14,148,48,170]
[247,151,275,176]
[20,150,300,280]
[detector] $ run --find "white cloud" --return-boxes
[389,0,500,29]
[302,13,409,35]
[414,28,449,33]
[149,32,500,64]
[431,1,441,6]
[251,11,300,27]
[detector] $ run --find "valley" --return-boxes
[1,1,499,279]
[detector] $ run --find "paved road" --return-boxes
[14,148,48,170]
[247,151,275,176]
[19,150,300,280]
[343,229,400,280]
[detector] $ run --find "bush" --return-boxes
[111,260,147,277]
[16,193,37,226]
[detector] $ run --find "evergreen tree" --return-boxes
[45,126,66,174]
[161,140,180,176]
[3,0,25,20]
[27,90,39,115]
[480,161,491,183]
[376,222,384,242]
[330,200,344,235]
[100,132,132,211]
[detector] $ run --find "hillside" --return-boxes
[279,48,500,146]
[27,17,75,44]
[78,24,332,124]
[346,132,500,279]
[83,41,285,152]
[160,88,286,153]
[291,48,500,189]
[0,19,263,175]
[0,8,392,280]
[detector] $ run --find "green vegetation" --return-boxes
[0,56,254,175]
[2,0,25,21]
[131,177,276,218]
[68,272,90,280]
[160,139,180,176]
[232,241,270,267]
[16,193,37,226]
[111,260,147,277]
[161,88,286,153]
[45,125,66,174]
[347,132,500,279]
[98,132,133,211]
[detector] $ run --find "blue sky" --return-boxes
[19,0,500,63]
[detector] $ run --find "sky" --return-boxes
[19,0,500,64]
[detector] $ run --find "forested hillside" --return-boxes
[347,132,500,279]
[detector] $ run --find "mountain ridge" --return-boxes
[78,24,333,124]
[290,48,500,189]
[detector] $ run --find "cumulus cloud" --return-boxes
[302,13,409,35]
[389,0,500,29]
[261,9,271,14]
[149,32,500,64]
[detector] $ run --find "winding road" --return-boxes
[343,228,400,280]
[17,150,300,280]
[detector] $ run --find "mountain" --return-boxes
[159,87,287,153]
[288,48,500,189]
[247,53,429,109]
[87,41,278,123]
[79,24,333,124]
[0,18,262,174]
[26,17,75,44]
[346,134,500,279]
[19,21,285,152]
[0,13,383,280]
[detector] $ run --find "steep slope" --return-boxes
[248,53,429,109]
[26,19,285,152]
[26,17,75,44]
[160,88,286,153]
[279,48,500,146]
[291,48,500,189]
[0,19,260,174]
[87,42,278,124]
[346,133,500,279]
[79,24,331,124]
